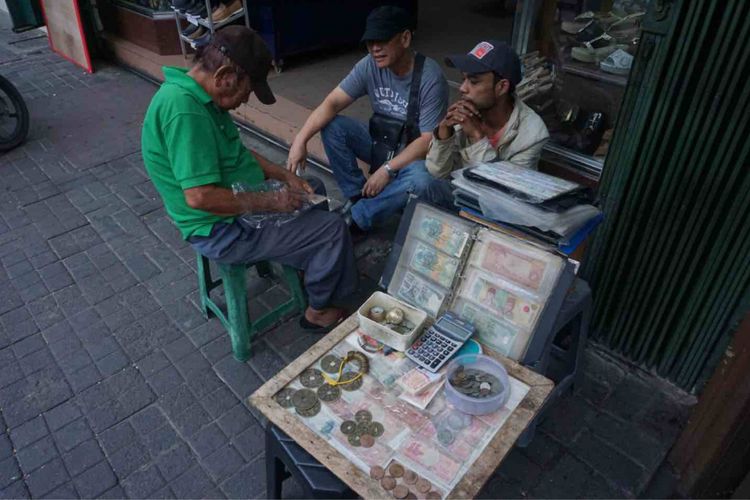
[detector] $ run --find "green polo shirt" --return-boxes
[141,66,264,240]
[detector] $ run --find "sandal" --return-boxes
[299,311,346,334]
[599,48,634,75]
[571,34,623,63]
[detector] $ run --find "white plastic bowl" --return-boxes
[444,354,511,415]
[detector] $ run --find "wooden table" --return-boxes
[250,314,554,499]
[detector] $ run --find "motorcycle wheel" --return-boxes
[0,75,29,152]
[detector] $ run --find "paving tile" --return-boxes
[44,400,82,432]
[142,424,181,457]
[108,441,150,479]
[62,439,105,477]
[25,457,69,497]
[217,404,255,438]
[122,463,166,498]
[11,333,45,359]
[189,423,228,459]
[201,385,240,419]
[53,418,93,453]
[130,405,169,435]
[531,454,592,499]
[571,429,648,496]
[220,457,266,499]
[170,464,223,499]
[0,479,30,499]
[172,403,213,437]
[0,434,12,461]
[98,421,137,457]
[16,434,59,473]
[10,415,48,449]
[156,442,197,482]
[214,355,264,400]
[147,365,184,396]
[0,456,22,489]
[73,460,117,498]
[233,424,265,462]
[44,481,78,499]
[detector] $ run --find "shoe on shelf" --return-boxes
[599,48,633,75]
[171,0,194,12]
[571,35,624,63]
[561,11,595,35]
[210,3,228,22]
[186,2,208,17]
[193,29,211,47]
[181,23,200,37]
[221,0,243,17]
[187,26,206,40]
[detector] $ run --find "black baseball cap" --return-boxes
[361,6,414,42]
[445,40,522,89]
[211,26,276,105]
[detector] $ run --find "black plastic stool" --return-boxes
[266,424,356,499]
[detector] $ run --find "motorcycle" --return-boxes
[0,74,29,152]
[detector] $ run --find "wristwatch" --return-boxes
[384,163,397,178]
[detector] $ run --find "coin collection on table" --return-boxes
[448,366,503,399]
[273,350,371,419]
[370,461,442,499]
[368,306,416,335]
[338,409,385,448]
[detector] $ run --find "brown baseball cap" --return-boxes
[211,26,276,105]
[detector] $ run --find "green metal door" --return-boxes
[581,0,750,392]
[6,0,44,33]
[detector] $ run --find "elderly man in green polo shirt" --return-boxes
[141,26,357,332]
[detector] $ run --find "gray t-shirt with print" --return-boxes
[338,54,449,134]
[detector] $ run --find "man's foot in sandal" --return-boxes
[300,306,347,333]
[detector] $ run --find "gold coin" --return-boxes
[393,485,409,499]
[360,434,375,448]
[381,476,397,491]
[416,478,432,493]
[370,466,385,480]
[403,470,418,485]
[388,462,404,478]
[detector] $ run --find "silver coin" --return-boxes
[437,428,454,446]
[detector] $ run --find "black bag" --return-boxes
[368,53,425,171]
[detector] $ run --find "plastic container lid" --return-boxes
[444,354,511,415]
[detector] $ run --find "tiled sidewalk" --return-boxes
[0,15,692,499]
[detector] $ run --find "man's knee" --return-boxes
[402,160,434,195]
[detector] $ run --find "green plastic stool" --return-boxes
[196,253,306,362]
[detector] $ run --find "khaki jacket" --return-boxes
[426,98,550,177]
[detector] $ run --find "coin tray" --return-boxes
[357,291,427,351]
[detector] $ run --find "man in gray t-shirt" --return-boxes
[287,6,448,233]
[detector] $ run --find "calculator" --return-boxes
[406,312,475,372]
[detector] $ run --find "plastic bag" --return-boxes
[232,179,327,228]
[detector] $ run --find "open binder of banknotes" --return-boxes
[380,200,576,361]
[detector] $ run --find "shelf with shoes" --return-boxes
[171,0,249,56]
[512,0,649,179]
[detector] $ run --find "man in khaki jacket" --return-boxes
[423,40,549,209]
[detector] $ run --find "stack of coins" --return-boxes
[370,461,442,499]
[291,388,320,417]
[448,366,503,399]
[339,410,385,448]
